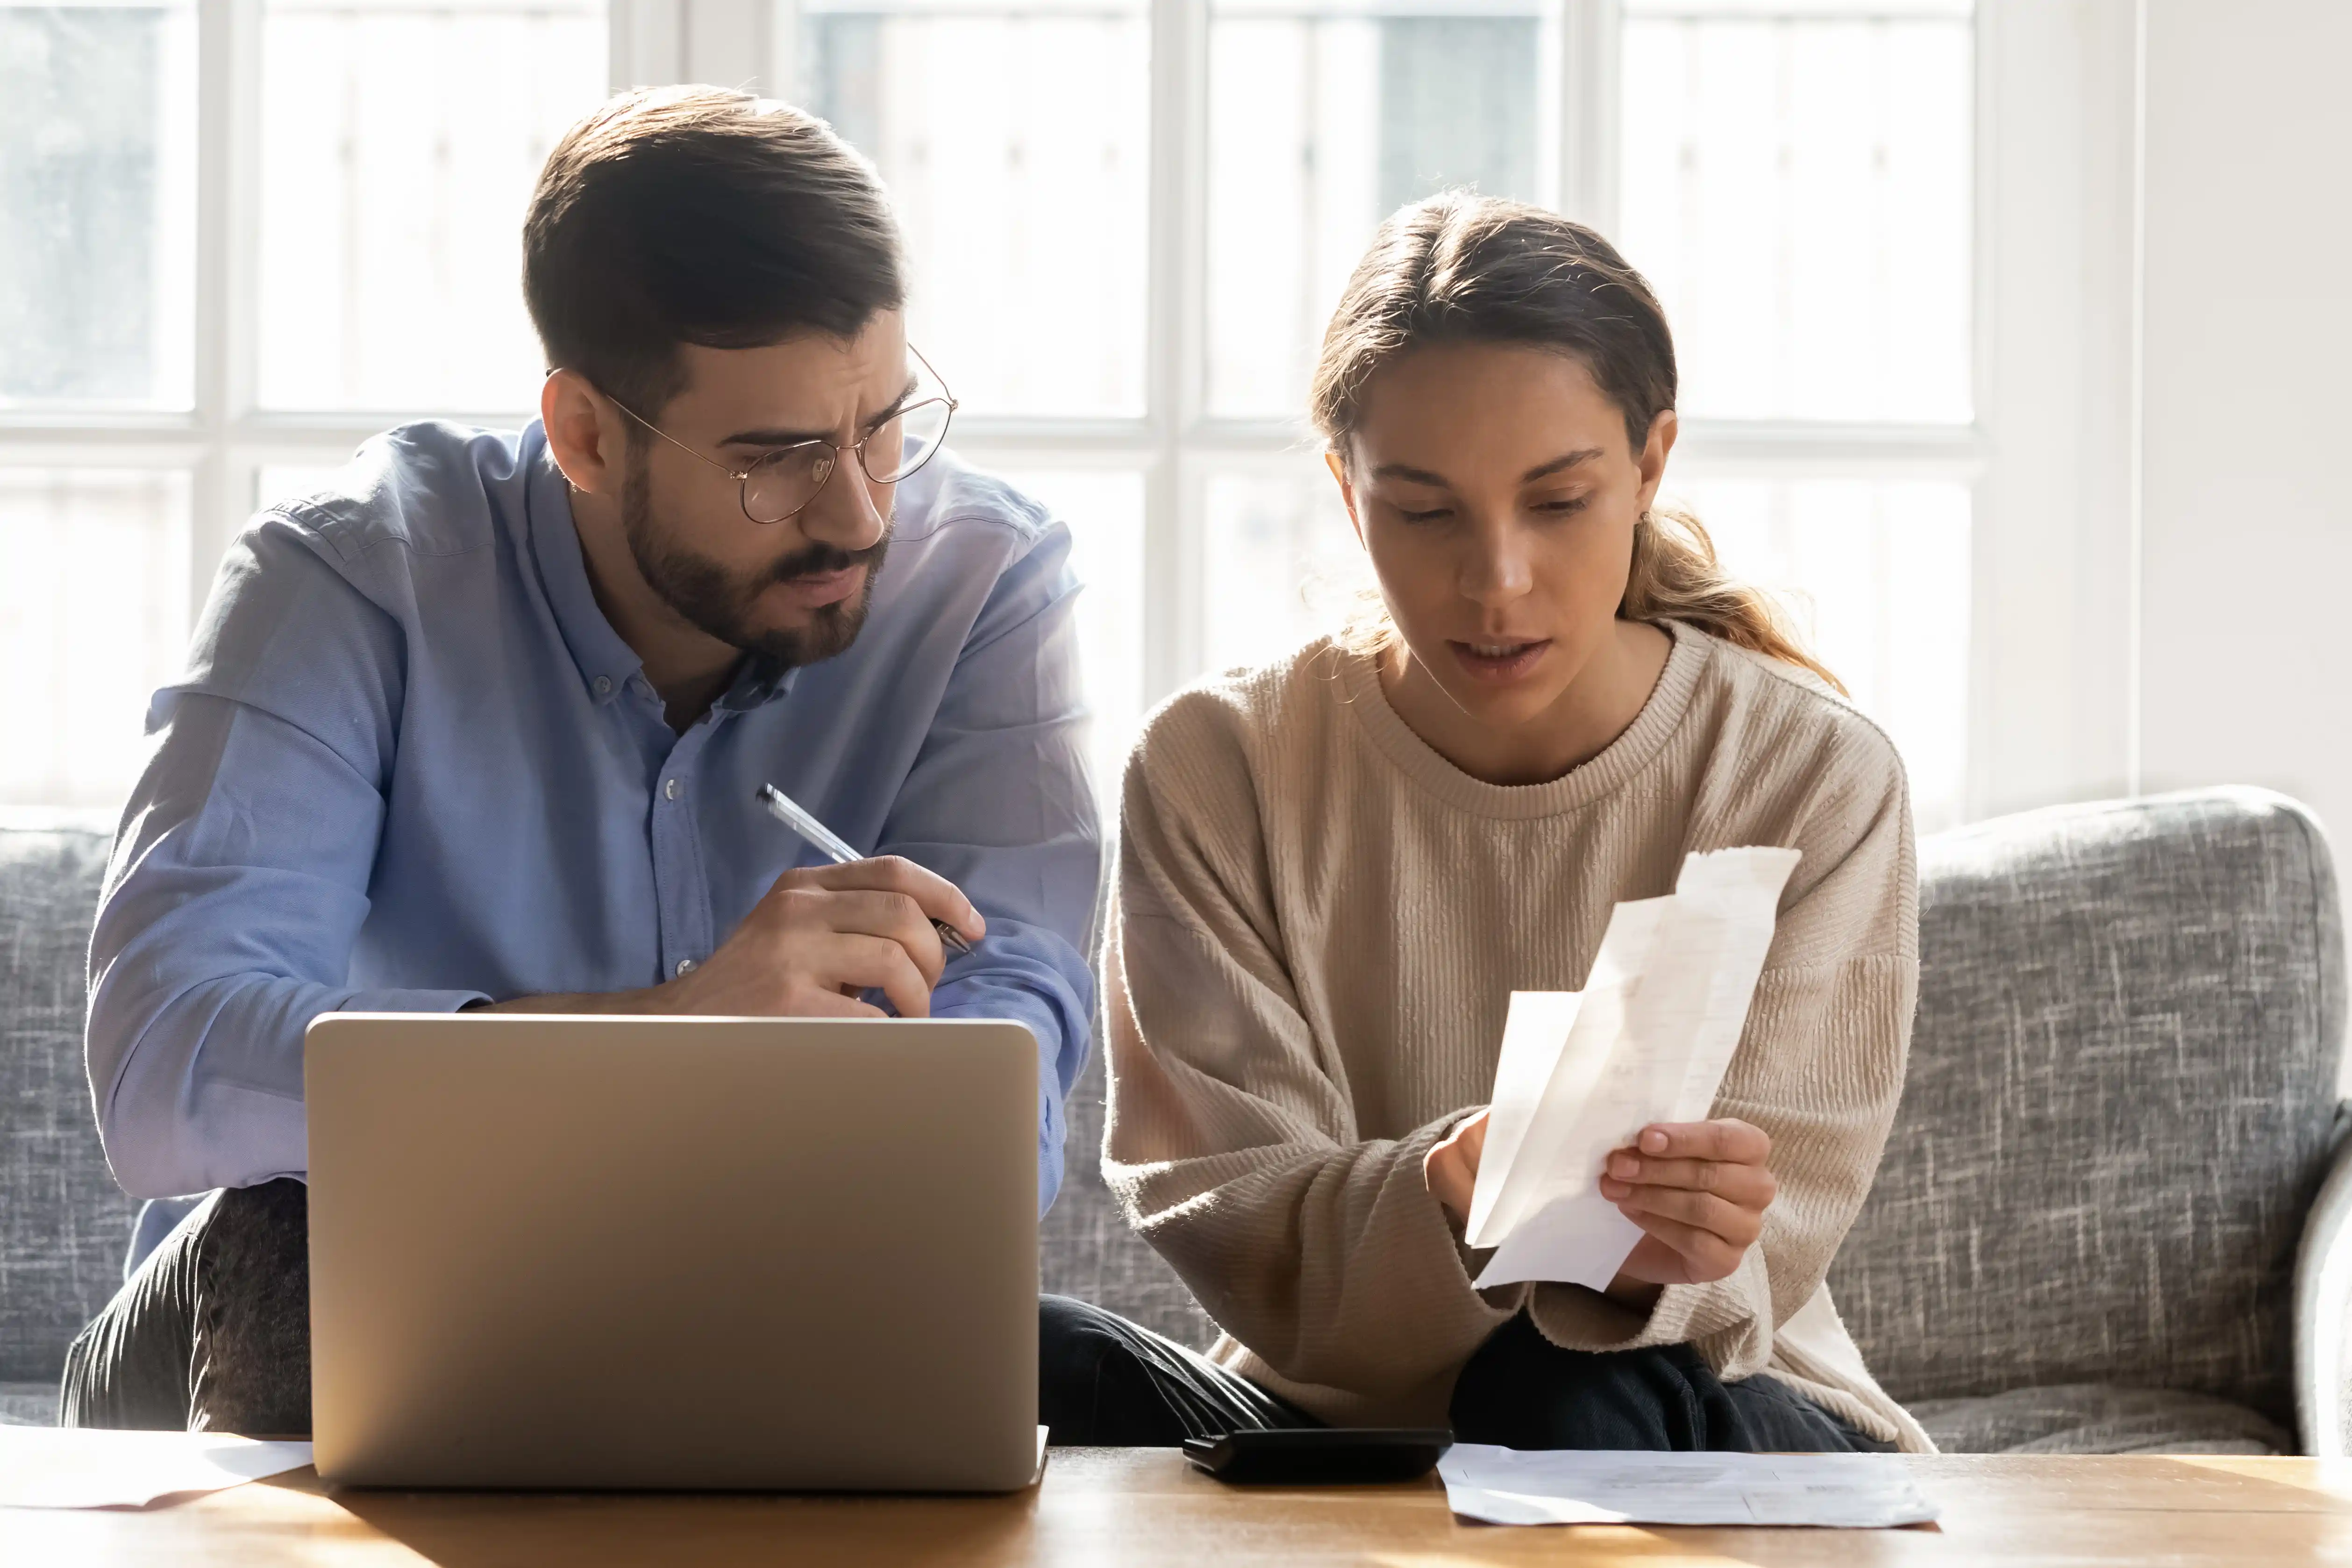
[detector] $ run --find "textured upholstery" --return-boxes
[0,822,134,1384]
[0,1381,57,1426]
[1829,788,2345,1442]
[2,790,2343,1455]
[1040,1037,1216,1350]
[1910,1384,2292,1455]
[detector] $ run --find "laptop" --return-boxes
[304,1013,1041,1491]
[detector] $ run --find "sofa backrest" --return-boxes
[0,821,134,1384]
[1829,787,2346,1431]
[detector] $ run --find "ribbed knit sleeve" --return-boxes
[1527,723,1919,1374]
[1101,693,1514,1400]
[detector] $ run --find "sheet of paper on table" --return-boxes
[0,1428,314,1510]
[1440,1445,1939,1528]
[1465,846,1801,1291]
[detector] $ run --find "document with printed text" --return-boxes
[1440,1445,1939,1528]
[1465,846,1801,1290]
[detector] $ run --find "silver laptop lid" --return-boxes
[306,1014,1039,1491]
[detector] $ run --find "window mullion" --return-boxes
[1556,0,1619,231]
[194,0,264,623]
[1146,0,1209,702]
[612,0,685,89]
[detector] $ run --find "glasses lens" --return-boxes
[865,399,954,485]
[741,444,834,524]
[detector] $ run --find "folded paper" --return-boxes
[1466,846,1801,1290]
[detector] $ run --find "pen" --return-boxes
[755,783,974,957]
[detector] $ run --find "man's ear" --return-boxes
[542,370,623,496]
[1325,449,1368,551]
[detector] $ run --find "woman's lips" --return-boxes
[772,566,866,610]
[1447,638,1552,683]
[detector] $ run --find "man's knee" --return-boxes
[190,1178,314,1437]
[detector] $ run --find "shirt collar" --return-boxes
[523,425,800,713]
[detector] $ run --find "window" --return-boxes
[2,0,1982,827]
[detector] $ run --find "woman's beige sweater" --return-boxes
[1100,621,1932,1452]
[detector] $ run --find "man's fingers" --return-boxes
[1636,1119,1770,1165]
[791,856,984,942]
[818,934,934,1019]
[813,889,947,985]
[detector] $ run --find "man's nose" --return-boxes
[798,455,889,553]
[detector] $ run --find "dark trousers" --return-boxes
[65,1180,1884,1453]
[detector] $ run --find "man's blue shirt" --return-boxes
[87,420,1101,1221]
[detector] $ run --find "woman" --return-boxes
[1089,194,1927,1452]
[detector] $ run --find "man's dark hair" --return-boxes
[523,86,905,418]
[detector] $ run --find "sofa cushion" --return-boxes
[1829,788,2345,1434]
[1040,1035,1216,1350]
[1912,1383,2291,1455]
[0,821,134,1383]
[0,1381,58,1427]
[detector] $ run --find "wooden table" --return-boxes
[7,1450,2352,1566]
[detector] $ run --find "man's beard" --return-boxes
[621,450,890,670]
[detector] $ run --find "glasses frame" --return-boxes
[602,345,958,526]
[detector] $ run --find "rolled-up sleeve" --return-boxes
[87,523,486,1198]
[877,519,1101,1216]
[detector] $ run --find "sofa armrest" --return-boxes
[2294,1109,2352,1456]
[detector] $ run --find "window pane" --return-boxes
[1200,460,1373,672]
[1618,2,1973,422]
[0,470,191,808]
[1665,477,1971,829]
[0,2,196,408]
[1206,2,1546,419]
[802,1,1149,418]
[257,0,607,412]
[991,468,1145,812]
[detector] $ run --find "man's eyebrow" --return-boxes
[717,375,922,450]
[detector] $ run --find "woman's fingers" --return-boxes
[1601,1152,1776,1206]
[1607,1182,1764,1245]
[1424,1109,1492,1226]
[1635,1118,1770,1165]
[1618,1210,1747,1283]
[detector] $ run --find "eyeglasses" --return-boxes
[604,346,958,526]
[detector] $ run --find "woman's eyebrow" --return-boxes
[1521,448,1606,482]
[1370,462,1452,486]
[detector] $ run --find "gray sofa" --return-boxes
[5,787,2348,1452]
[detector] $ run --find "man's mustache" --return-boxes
[766,536,887,585]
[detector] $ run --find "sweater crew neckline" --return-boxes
[1336,620,1711,820]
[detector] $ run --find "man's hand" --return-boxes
[1599,1119,1775,1291]
[483,856,984,1020]
[663,857,985,1019]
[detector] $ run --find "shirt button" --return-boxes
[674,958,697,976]
[664,777,681,801]
[592,676,613,697]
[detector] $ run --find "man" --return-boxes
[63,87,1121,1433]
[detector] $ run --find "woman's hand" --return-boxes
[1425,1112,1775,1307]
[1423,1109,1490,1228]
[1601,1119,1775,1295]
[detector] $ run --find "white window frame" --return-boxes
[0,0,2138,822]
